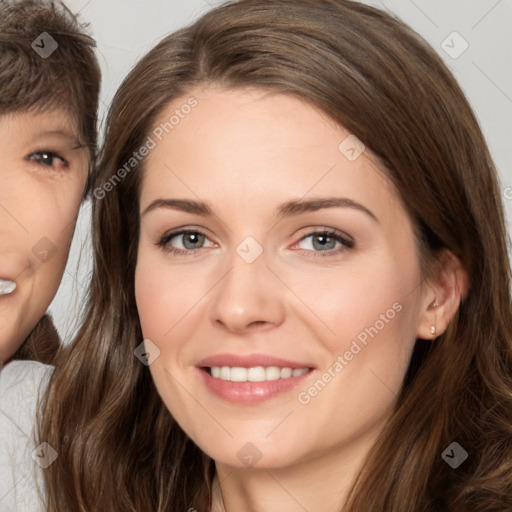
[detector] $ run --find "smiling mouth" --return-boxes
[204,366,311,382]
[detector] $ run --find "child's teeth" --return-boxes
[209,366,309,382]
[0,279,16,296]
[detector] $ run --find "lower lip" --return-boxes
[198,368,313,404]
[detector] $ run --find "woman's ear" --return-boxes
[416,249,470,340]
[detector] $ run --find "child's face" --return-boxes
[135,88,430,472]
[0,109,89,363]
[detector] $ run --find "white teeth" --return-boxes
[230,367,248,382]
[247,366,266,382]
[209,366,309,382]
[0,279,16,296]
[265,366,281,380]
[280,367,293,379]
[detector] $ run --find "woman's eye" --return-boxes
[294,230,354,256]
[26,151,69,169]
[158,230,215,255]
[157,228,353,257]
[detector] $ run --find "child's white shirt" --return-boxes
[0,360,52,512]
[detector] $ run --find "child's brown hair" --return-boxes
[1,0,101,363]
[0,0,101,195]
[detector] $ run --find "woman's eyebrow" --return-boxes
[277,197,379,223]
[141,197,379,223]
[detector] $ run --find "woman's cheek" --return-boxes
[135,257,199,341]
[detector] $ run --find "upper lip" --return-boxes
[197,353,314,369]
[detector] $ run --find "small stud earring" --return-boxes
[430,325,437,336]
[432,299,439,308]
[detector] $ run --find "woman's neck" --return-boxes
[210,429,380,512]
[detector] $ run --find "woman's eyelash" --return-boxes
[294,229,355,257]
[156,228,354,257]
[26,150,69,169]
[157,230,212,257]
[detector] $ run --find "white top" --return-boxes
[0,361,52,512]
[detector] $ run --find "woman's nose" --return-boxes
[208,242,286,335]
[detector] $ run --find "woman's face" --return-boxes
[136,88,433,471]
[0,109,88,363]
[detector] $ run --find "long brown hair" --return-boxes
[41,1,512,510]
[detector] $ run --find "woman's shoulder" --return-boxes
[0,360,53,512]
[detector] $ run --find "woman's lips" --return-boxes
[198,367,313,403]
[197,353,313,370]
[196,353,314,404]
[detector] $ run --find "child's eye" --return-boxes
[26,151,69,170]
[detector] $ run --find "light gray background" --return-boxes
[50,0,512,342]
